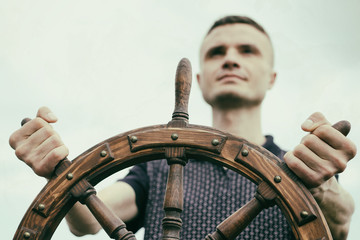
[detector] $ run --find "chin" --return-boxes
[209,92,262,109]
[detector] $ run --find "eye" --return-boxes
[206,46,226,59]
[239,45,259,55]
[242,46,253,53]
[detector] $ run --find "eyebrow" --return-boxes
[238,44,261,54]
[204,43,262,59]
[204,45,226,59]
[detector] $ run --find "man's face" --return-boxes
[197,23,276,109]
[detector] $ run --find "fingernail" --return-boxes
[302,119,313,129]
[47,112,58,121]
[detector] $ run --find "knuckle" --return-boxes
[293,144,306,157]
[15,145,27,160]
[49,145,68,161]
[314,125,330,137]
[48,135,63,147]
[286,160,298,171]
[332,155,347,173]
[351,144,357,158]
[284,153,300,169]
[301,134,317,146]
[306,172,323,188]
[49,149,62,161]
[22,157,35,169]
[9,134,17,149]
[32,158,55,178]
[283,151,291,160]
[302,172,321,188]
[33,117,47,128]
[337,162,347,173]
[342,141,357,159]
[320,166,335,180]
[43,123,53,132]
[283,152,292,164]
[62,145,70,156]
[9,128,29,149]
[43,125,56,138]
[32,163,47,177]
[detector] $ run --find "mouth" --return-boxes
[217,73,248,82]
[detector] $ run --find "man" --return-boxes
[9,16,356,239]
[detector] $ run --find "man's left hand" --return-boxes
[284,112,357,188]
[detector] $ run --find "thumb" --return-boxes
[36,106,58,123]
[301,112,330,132]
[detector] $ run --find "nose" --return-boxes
[223,60,240,70]
[222,48,240,70]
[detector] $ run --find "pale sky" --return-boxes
[1,0,360,239]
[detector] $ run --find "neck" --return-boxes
[212,105,266,145]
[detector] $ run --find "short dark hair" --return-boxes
[207,15,268,37]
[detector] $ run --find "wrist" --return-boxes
[309,176,338,205]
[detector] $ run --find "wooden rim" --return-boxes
[14,123,332,240]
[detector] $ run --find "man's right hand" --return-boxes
[9,106,69,178]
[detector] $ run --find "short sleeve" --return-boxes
[118,162,149,232]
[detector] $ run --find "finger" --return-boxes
[292,143,334,174]
[9,117,49,149]
[36,106,58,123]
[24,124,56,150]
[284,151,322,188]
[301,112,330,132]
[312,125,356,159]
[34,134,64,160]
[34,145,69,178]
[301,133,342,164]
[23,118,52,138]
[314,125,346,149]
[14,129,58,163]
[19,133,67,177]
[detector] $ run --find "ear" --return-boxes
[196,73,201,85]
[268,71,277,90]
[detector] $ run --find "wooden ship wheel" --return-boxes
[14,58,343,240]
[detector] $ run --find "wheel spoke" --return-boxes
[84,194,137,240]
[162,162,185,240]
[71,179,136,240]
[205,182,277,240]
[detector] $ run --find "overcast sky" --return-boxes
[1,0,360,239]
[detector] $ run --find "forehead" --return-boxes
[200,23,273,59]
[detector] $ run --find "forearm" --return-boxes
[311,176,355,240]
[65,202,101,236]
[65,181,138,236]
